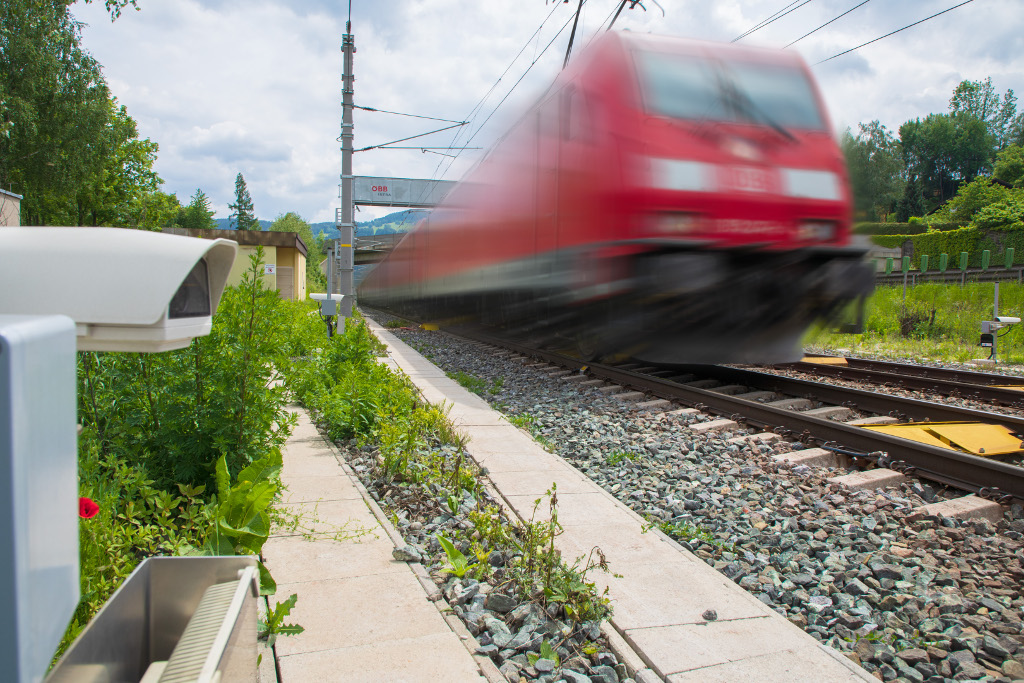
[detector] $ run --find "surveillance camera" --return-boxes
[995,316,1021,324]
[0,227,237,352]
[310,292,343,316]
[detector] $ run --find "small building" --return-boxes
[163,227,307,301]
[1,189,23,226]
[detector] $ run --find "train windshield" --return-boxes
[635,50,825,131]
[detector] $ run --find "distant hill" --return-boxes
[312,209,424,240]
[212,210,422,240]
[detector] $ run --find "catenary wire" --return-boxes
[433,9,580,184]
[352,105,466,125]
[814,0,975,65]
[784,0,871,47]
[423,1,565,186]
[733,0,807,42]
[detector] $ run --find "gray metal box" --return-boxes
[0,315,79,683]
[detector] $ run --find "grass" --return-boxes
[809,281,1024,366]
[449,370,504,396]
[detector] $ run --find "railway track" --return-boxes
[451,328,1024,505]
[769,355,1024,408]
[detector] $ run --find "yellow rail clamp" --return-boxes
[990,385,1024,393]
[800,356,848,365]
[420,323,440,331]
[860,421,1024,456]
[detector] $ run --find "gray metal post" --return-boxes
[337,23,355,329]
[993,281,1000,362]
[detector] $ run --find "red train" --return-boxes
[359,32,873,364]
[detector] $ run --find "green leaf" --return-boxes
[258,561,277,596]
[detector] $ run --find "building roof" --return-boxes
[1,188,23,200]
[163,227,307,257]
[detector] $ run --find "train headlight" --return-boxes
[649,212,700,235]
[798,220,837,241]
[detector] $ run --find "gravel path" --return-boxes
[373,317,1024,683]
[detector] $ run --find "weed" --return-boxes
[508,412,537,430]
[607,450,640,465]
[528,639,561,667]
[437,535,472,578]
[259,594,304,646]
[651,518,739,555]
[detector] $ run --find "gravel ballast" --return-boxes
[371,316,1024,683]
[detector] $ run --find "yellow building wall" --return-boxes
[227,244,277,291]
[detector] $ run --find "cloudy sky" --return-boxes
[71,0,1024,224]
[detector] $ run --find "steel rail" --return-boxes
[770,361,1024,407]
[681,365,1024,429]
[797,355,1024,386]
[458,329,1024,503]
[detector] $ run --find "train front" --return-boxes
[602,35,873,364]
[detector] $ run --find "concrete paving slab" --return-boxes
[624,617,824,677]
[263,535,402,584]
[280,451,351,478]
[487,466,595,496]
[588,561,774,631]
[274,573,454,657]
[270,499,376,538]
[281,474,364,504]
[277,632,487,682]
[666,640,865,682]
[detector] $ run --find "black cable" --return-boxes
[435,10,579,182]
[784,0,871,48]
[814,0,975,65]
[424,1,564,186]
[353,105,467,125]
[733,0,807,42]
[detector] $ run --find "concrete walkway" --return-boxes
[262,406,489,682]
[365,319,876,683]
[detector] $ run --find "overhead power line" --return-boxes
[431,6,581,185]
[784,0,871,48]
[352,105,467,125]
[733,0,813,42]
[424,1,564,184]
[814,0,975,65]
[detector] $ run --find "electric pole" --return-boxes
[336,19,356,331]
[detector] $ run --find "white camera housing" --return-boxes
[994,316,1021,324]
[310,292,343,316]
[0,227,237,352]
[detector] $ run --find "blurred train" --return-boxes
[358,32,873,364]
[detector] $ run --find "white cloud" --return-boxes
[73,0,1024,224]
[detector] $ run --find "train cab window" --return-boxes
[634,51,726,121]
[722,60,824,130]
[634,50,825,131]
[560,88,590,142]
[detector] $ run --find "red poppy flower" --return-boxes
[79,497,99,519]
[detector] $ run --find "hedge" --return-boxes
[853,222,965,236]
[869,227,1024,267]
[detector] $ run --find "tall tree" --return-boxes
[179,189,216,231]
[841,120,905,221]
[899,112,991,210]
[949,78,1023,151]
[228,172,258,231]
[1,0,112,224]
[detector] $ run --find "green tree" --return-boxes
[0,0,112,224]
[994,144,1024,188]
[842,120,905,221]
[949,77,1023,151]
[270,212,327,292]
[894,178,924,222]
[229,172,258,231]
[899,112,991,210]
[74,99,161,227]
[930,176,1011,224]
[179,189,216,231]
